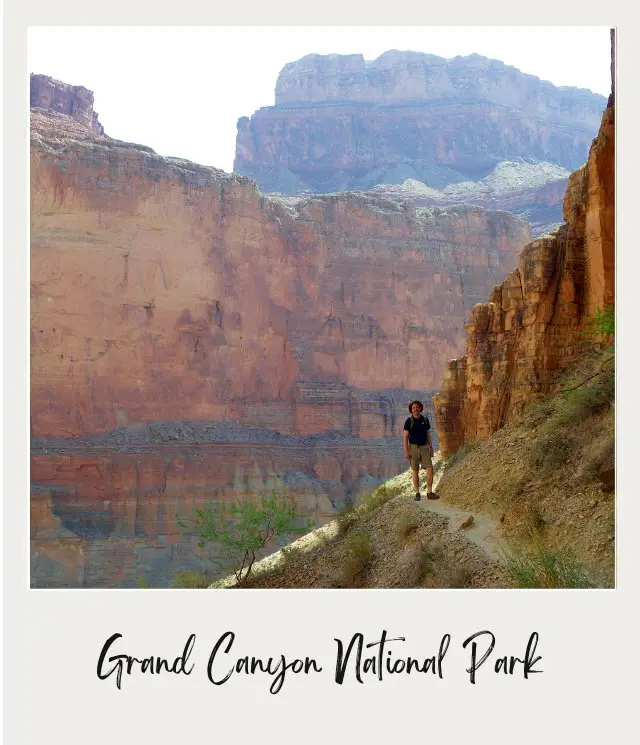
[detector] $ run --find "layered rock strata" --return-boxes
[30,82,530,585]
[235,50,606,197]
[433,71,614,456]
[30,73,105,135]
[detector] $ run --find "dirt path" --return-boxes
[416,495,503,561]
[413,466,505,562]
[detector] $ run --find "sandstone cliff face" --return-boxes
[30,95,530,585]
[31,129,529,439]
[433,80,614,456]
[30,74,105,135]
[235,51,606,196]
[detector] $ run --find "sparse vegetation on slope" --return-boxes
[436,345,615,587]
[223,475,505,589]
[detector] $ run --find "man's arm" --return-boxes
[403,430,411,461]
[426,430,434,455]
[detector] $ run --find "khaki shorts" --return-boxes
[409,443,433,469]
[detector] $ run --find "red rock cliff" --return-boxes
[433,55,614,455]
[31,120,530,439]
[30,92,530,585]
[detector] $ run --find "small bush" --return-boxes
[501,540,596,589]
[397,544,437,587]
[359,482,403,514]
[396,512,421,541]
[171,571,212,589]
[177,491,314,584]
[341,530,372,587]
[555,376,614,429]
[336,502,357,536]
[529,430,572,474]
[522,395,556,427]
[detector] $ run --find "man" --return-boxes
[403,400,439,501]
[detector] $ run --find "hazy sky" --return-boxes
[28,26,612,173]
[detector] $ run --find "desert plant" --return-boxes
[341,530,372,587]
[171,571,212,589]
[500,539,596,589]
[177,491,314,585]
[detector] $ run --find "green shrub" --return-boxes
[177,491,314,585]
[586,306,615,337]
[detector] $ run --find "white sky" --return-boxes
[28,26,612,173]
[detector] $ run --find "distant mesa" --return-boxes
[30,73,105,136]
[234,50,607,235]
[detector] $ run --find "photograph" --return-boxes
[28,25,615,590]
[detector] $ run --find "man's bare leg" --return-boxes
[425,466,433,494]
[412,466,420,492]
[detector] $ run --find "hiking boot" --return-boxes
[427,492,440,500]
[414,493,422,501]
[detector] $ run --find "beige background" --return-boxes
[5,4,637,743]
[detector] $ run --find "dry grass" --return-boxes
[339,530,372,587]
[336,502,357,536]
[396,508,421,541]
[500,538,599,589]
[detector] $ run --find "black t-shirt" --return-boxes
[403,415,430,446]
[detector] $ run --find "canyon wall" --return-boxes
[235,50,606,197]
[30,88,530,586]
[433,54,614,455]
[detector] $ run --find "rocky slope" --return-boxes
[433,43,614,456]
[370,160,570,237]
[30,77,530,587]
[235,50,606,206]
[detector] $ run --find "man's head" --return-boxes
[408,400,424,417]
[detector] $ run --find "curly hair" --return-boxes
[408,400,424,413]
